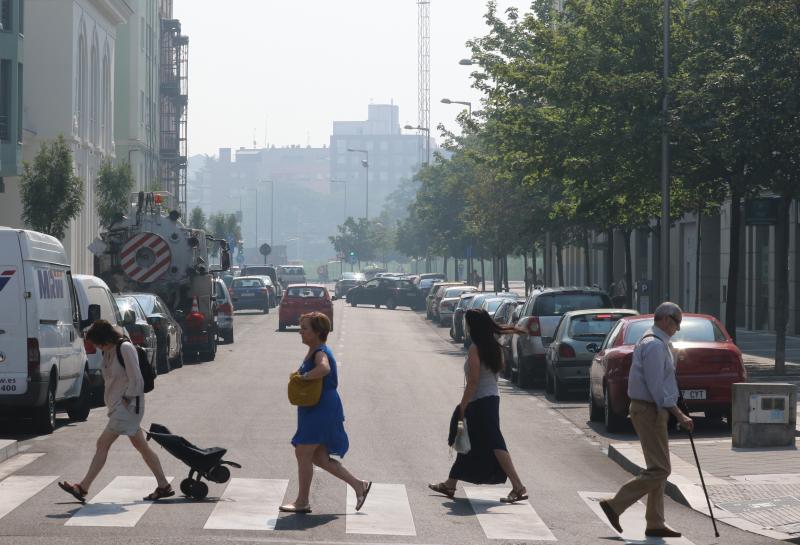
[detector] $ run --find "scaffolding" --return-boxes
[417,1,430,166]
[159,15,188,215]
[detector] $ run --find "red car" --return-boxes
[589,314,746,432]
[278,284,334,332]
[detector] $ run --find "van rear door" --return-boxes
[0,233,27,395]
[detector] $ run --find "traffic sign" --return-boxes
[259,243,272,257]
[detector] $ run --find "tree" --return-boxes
[207,212,241,257]
[188,206,207,231]
[20,134,84,239]
[96,160,134,229]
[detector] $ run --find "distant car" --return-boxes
[437,285,479,326]
[229,276,270,313]
[279,284,333,331]
[213,278,235,343]
[589,314,746,432]
[346,277,425,310]
[114,295,158,377]
[129,293,184,374]
[335,271,366,298]
[495,299,526,379]
[451,292,478,342]
[512,287,613,388]
[277,265,306,287]
[253,275,279,307]
[240,265,281,300]
[462,292,520,348]
[426,282,465,320]
[545,309,638,400]
[363,267,387,280]
[220,273,234,289]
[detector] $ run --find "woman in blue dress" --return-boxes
[280,311,372,514]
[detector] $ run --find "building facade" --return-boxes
[114,0,159,193]
[0,0,23,189]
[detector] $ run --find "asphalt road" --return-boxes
[0,300,779,544]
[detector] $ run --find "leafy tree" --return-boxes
[20,134,84,239]
[96,160,134,229]
[188,206,207,231]
[207,212,241,257]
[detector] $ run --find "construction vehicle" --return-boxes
[91,192,230,362]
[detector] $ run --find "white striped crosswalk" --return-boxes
[0,475,57,521]
[464,486,557,541]
[346,483,416,536]
[65,475,175,527]
[204,478,288,531]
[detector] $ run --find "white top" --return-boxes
[101,341,144,415]
[464,357,499,401]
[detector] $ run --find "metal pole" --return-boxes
[270,180,274,246]
[255,188,259,249]
[365,153,369,220]
[343,182,347,222]
[660,0,671,302]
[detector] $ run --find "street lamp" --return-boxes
[660,0,671,302]
[347,148,369,220]
[458,58,475,66]
[330,179,347,223]
[404,124,431,165]
[441,97,473,117]
[262,180,274,246]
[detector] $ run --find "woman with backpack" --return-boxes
[428,308,528,503]
[58,319,173,503]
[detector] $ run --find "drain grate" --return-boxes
[709,484,800,533]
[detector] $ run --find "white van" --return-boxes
[0,228,91,433]
[72,275,130,394]
[277,265,306,287]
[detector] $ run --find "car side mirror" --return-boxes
[88,304,101,323]
[173,309,185,321]
[331,295,337,301]
[586,343,600,353]
[220,250,231,271]
[123,309,136,327]
[146,315,162,327]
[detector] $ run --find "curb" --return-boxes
[0,439,18,464]
[608,442,796,542]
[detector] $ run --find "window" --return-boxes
[623,317,726,345]
[87,286,116,322]
[17,0,21,34]
[0,0,10,32]
[77,33,86,138]
[90,44,98,144]
[140,16,145,52]
[140,90,144,124]
[0,59,10,141]
[16,62,21,142]
[286,287,325,298]
[533,292,611,316]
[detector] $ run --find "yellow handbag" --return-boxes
[288,372,322,407]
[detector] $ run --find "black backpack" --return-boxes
[116,339,155,393]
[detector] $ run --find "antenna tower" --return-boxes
[417,0,430,165]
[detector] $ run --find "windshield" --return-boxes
[485,299,504,312]
[445,287,472,298]
[534,293,611,316]
[286,287,326,298]
[568,312,631,339]
[623,317,727,344]
[233,278,264,288]
[131,294,156,314]
[242,266,274,276]
[280,266,305,275]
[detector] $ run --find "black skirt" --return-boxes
[448,396,508,485]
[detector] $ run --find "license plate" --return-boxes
[0,374,27,395]
[241,292,255,297]
[682,389,706,400]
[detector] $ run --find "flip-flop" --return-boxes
[144,484,175,501]
[279,503,312,514]
[500,488,529,503]
[428,482,456,499]
[355,480,372,511]
[58,481,87,504]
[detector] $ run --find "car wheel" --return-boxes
[386,298,397,310]
[279,322,286,331]
[350,300,357,307]
[169,342,184,369]
[262,304,269,314]
[223,331,234,343]
[589,388,604,422]
[200,337,217,362]
[516,354,535,389]
[604,386,626,433]
[374,303,381,309]
[552,372,566,401]
[34,378,56,434]
[66,370,91,422]
[545,368,554,394]
[157,336,170,374]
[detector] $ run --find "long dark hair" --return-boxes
[85,319,123,346]
[465,308,520,374]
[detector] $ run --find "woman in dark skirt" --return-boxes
[428,309,528,503]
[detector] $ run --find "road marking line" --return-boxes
[346,483,416,536]
[65,475,174,527]
[463,486,556,541]
[0,453,45,481]
[0,475,56,521]
[204,478,288,531]
[579,491,695,544]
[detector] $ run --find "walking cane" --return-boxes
[686,429,720,537]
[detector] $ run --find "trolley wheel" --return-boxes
[208,465,231,484]
[192,481,209,500]
[180,478,194,497]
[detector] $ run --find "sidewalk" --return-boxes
[738,328,800,374]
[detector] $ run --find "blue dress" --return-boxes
[291,345,349,457]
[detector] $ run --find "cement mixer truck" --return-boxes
[91,192,230,363]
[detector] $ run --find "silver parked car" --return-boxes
[544,309,638,400]
[437,285,478,326]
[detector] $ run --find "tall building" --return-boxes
[0,0,23,192]
[0,0,132,273]
[114,0,160,192]
[158,0,187,215]
[330,104,430,220]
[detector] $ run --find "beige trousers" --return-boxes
[608,399,671,528]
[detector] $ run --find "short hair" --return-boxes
[300,312,331,341]
[85,319,123,346]
[654,302,682,321]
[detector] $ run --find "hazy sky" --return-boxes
[174,0,531,157]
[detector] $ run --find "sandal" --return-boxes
[500,487,528,503]
[428,482,456,499]
[279,503,312,514]
[144,484,175,501]
[58,481,87,504]
[355,480,372,511]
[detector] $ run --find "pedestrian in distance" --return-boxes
[58,319,173,503]
[598,302,693,538]
[280,312,371,514]
[428,308,528,503]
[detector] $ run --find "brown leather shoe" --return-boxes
[645,527,682,538]
[599,500,623,533]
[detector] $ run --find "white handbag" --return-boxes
[454,419,471,454]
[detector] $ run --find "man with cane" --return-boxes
[599,302,693,538]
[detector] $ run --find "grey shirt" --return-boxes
[101,341,144,415]
[464,358,499,401]
[626,326,679,408]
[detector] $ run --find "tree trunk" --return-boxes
[556,240,564,286]
[725,191,742,343]
[443,256,449,279]
[623,229,633,308]
[523,252,529,295]
[694,205,702,313]
[774,195,792,375]
[583,229,591,286]
[532,243,538,287]
[454,258,459,281]
[503,254,510,291]
[480,255,486,291]
[605,228,614,293]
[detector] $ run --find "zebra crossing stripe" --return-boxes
[578,491,696,544]
[0,453,45,482]
[65,475,174,527]
[463,486,557,541]
[346,483,416,536]
[204,478,288,531]
[0,476,57,521]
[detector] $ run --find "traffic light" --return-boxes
[348,250,357,264]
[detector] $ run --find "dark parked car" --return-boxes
[451,292,478,342]
[347,277,425,310]
[230,276,270,313]
[129,293,184,374]
[335,271,366,298]
[240,265,282,300]
[462,292,520,348]
[494,299,525,379]
[115,295,158,376]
